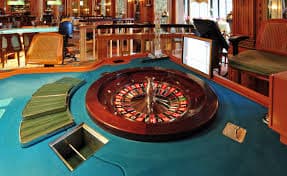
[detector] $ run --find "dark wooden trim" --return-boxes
[213,75,269,107]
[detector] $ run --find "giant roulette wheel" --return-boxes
[86,67,218,141]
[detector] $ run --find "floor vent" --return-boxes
[49,123,109,171]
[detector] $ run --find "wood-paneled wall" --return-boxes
[126,0,176,24]
[0,0,177,24]
[0,0,266,27]
[0,0,45,18]
[232,0,256,38]
[232,0,269,49]
[127,0,154,23]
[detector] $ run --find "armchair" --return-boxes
[22,32,37,57]
[0,33,22,68]
[25,33,63,66]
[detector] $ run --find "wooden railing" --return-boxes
[79,24,196,61]
[79,17,134,24]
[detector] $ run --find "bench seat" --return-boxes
[229,50,287,76]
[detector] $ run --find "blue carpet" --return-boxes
[0,57,286,176]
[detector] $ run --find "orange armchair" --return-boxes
[25,32,63,66]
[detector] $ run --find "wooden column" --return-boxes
[170,0,176,24]
[0,1,5,12]
[127,0,134,19]
[64,0,71,16]
[30,0,44,20]
[110,0,116,17]
[126,0,154,23]
[232,0,256,38]
[256,0,268,32]
[232,0,256,49]
[232,0,269,49]
[141,0,154,23]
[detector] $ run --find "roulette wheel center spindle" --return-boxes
[146,76,155,115]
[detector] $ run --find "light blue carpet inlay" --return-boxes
[0,97,13,107]
[0,109,5,119]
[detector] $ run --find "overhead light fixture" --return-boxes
[195,0,208,3]
[7,0,25,5]
[47,0,62,6]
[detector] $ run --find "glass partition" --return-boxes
[116,0,127,18]
[95,0,111,16]
[268,0,287,19]
[71,0,80,16]
[155,0,170,23]
[71,0,90,16]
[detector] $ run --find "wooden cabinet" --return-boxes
[269,71,287,145]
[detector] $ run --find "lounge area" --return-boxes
[1,0,287,176]
[228,19,287,96]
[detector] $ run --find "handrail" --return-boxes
[96,23,195,30]
[96,33,194,60]
[79,23,196,61]
[79,17,134,24]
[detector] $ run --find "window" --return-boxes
[182,0,232,20]
[211,0,232,19]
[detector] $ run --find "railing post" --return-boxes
[93,28,96,61]
[94,24,194,60]
[129,27,133,55]
[79,26,87,61]
[110,28,113,57]
[116,28,120,56]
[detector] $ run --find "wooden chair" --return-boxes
[0,33,22,68]
[22,32,37,57]
[25,32,63,66]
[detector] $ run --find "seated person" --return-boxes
[0,8,4,15]
[283,8,287,19]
